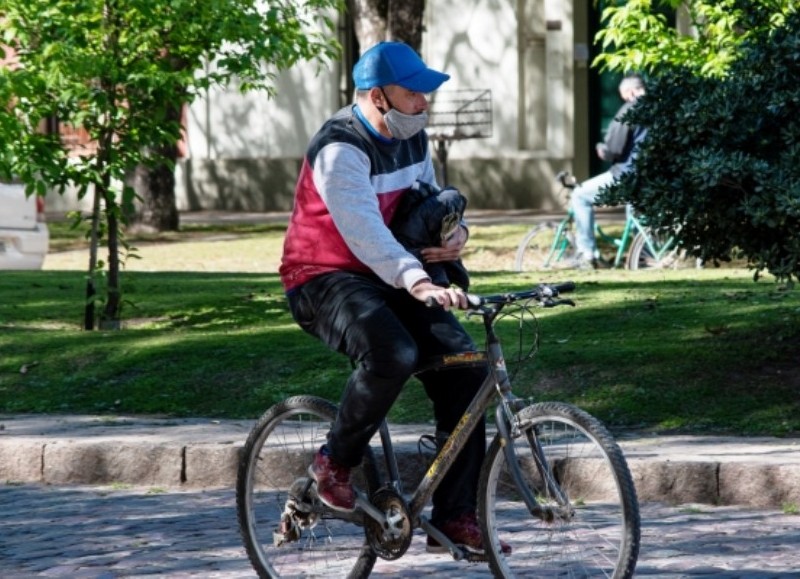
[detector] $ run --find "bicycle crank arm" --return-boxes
[419,516,466,561]
[354,490,389,527]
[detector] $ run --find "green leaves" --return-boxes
[600,7,800,282]
[593,0,795,78]
[0,0,341,327]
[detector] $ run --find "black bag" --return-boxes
[390,181,470,290]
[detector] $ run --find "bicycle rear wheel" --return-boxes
[626,228,696,270]
[514,221,574,272]
[237,395,380,578]
[478,401,640,578]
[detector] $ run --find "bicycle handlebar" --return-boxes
[425,281,576,310]
[469,281,575,307]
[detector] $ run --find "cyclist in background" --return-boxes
[568,74,647,269]
[279,41,510,558]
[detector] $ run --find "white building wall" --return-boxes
[185,63,340,161]
[424,0,521,159]
[544,0,574,158]
[425,0,573,160]
[48,1,582,213]
[419,0,575,209]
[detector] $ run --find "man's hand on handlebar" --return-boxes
[409,280,468,310]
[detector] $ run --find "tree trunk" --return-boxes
[100,176,122,330]
[127,148,180,232]
[387,0,425,50]
[84,181,102,330]
[348,0,425,53]
[349,0,387,49]
[127,102,182,232]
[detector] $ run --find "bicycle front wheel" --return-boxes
[626,228,696,270]
[478,401,640,578]
[236,395,380,578]
[514,222,574,272]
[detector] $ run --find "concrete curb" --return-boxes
[2,414,799,509]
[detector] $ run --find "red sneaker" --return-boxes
[426,512,512,558]
[308,447,356,512]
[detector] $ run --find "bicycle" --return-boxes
[236,282,641,578]
[514,173,691,272]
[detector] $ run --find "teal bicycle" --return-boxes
[515,173,692,272]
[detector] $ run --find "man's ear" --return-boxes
[371,87,388,111]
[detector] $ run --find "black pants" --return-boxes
[287,271,488,524]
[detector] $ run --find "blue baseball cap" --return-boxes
[353,41,450,93]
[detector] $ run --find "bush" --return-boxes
[602,8,800,282]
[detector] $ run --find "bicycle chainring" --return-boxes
[364,487,412,560]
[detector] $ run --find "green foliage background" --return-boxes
[595,1,799,282]
[0,0,341,325]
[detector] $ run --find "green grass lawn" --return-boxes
[2,219,798,436]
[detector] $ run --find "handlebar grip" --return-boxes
[425,293,482,309]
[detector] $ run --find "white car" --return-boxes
[0,180,50,270]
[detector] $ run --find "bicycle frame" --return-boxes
[368,302,561,545]
[606,208,647,268]
[542,211,575,268]
[637,228,682,263]
[541,206,654,269]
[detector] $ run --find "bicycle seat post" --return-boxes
[378,419,403,494]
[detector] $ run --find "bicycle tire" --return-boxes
[478,401,640,578]
[626,228,694,270]
[514,222,574,272]
[236,395,380,578]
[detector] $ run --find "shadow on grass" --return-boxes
[1,270,798,435]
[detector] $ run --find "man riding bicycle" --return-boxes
[279,41,510,557]
[568,74,647,269]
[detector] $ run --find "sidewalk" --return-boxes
[2,413,799,509]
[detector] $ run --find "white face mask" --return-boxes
[380,88,428,140]
[383,108,429,140]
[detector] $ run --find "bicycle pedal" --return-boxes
[427,540,489,562]
[427,544,480,562]
[464,552,488,563]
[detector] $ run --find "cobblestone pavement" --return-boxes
[1,484,799,578]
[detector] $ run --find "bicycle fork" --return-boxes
[547,218,574,267]
[495,403,575,523]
